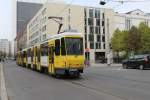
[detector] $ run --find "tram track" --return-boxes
[87,72,150,86]
[64,79,128,100]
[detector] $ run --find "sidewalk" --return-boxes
[89,63,122,68]
[0,62,8,100]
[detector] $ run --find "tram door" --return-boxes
[37,47,41,70]
[49,45,54,73]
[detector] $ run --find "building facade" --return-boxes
[27,3,114,63]
[84,7,114,63]
[0,39,11,57]
[23,2,150,63]
[114,9,150,32]
[27,3,85,46]
[16,1,42,51]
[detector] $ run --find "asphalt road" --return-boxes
[3,61,150,100]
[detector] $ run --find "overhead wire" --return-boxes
[106,0,150,3]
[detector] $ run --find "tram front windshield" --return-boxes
[65,37,83,55]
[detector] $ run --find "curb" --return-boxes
[89,63,122,68]
[0,63,9,100]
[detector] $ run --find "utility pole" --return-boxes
[106,18,112,66]
[68,8,71,30]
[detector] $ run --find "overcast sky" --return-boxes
[0,0,150,40]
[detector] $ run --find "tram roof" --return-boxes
[41,32,83,44]
[21,32,83,50]
[47,32,83,40]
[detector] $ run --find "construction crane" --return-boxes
[100,0,148,5]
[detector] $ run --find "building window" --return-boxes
[90,42,94,49]
[88,18,94,25]
[95,27,100,34]
[103,43,105,49]
[96,19,100,26]
[96,42,101,49]
[42,8,46,15]
[89,9,94,18]
[103,28,105,34]
[85,26,87,33]
[95,9,100,18]
[43,34,47,40]
[42,25,46,32]
[85,18,87,25]
[89,34,94,42]
[89,26,94,34]
[125,19,131,30]
[102,13,105,19]
[41,17,47,24]
[84,8,87,18]
[97,35,101,42]
[102,20,105,26]
[85,42,87,49]
[85,34,87,41]
[102,35,105,42]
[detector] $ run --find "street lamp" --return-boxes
[99,1,112,65]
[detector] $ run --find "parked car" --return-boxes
[122,54,150,70]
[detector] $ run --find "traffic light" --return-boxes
[100,0,106,5]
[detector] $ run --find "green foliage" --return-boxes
[126,26,142,52]
[111,22,150,55]
[139,22,150,52]
[111,29,127,52]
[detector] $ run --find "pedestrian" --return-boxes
[84,59,90,67]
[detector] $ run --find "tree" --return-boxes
[138,22,150,53]
[126,26,142,54]
[111,22,150,59]
[111,29,128,59]
[111,29,128,52]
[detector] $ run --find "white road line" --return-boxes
[0,63,9,100]
[116,67,123,70]
[111,67,128,71]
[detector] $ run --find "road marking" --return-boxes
[0,63,9,100]
[110,67,128,71]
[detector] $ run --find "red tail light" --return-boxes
[144,57,148,63]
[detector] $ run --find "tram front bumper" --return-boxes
[55,67,83,75]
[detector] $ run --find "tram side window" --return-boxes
[27,49,31,57]
[23,51,26,58]
[37,48,40,61]
[55,39,60,56]
[41,46,48,56]
[31,50,33,57]
[41,42,48,56]
[61,38,66,55]
[36,47,38,57]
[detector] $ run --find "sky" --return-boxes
[0,0,150,41]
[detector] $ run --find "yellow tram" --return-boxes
[17,32,84,77]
